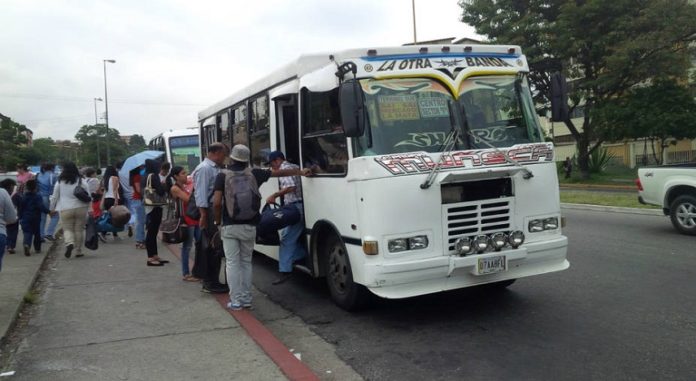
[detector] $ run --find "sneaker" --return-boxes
[24,245,31,257]
[65,244,74,258]
[226,301,242,311]
[201,284,228,294]
[272,272,292,285]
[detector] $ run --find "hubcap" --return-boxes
[328,244,348,294]
[676,202,696,228]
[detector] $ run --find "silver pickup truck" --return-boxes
[637,164,696,235]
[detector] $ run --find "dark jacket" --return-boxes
[140,159,166,198]
[19,192,49,228]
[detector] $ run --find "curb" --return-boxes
[164,243,319,381]
[560,183,635,191]
[561,203,663,216]
[1,240,57,345]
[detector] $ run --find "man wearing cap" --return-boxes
[212,145,311,310]
[191,142,229,294]
[265,150,307,285]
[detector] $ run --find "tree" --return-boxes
[75,124,128,167]
[128,134,147,155]
[0,116,29,170]
[460,0,696,178]
[594,80,696,165]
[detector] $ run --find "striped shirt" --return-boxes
[278,161,302,204]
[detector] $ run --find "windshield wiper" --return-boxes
[421,101,460,189]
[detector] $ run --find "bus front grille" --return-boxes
[444,198,513,253]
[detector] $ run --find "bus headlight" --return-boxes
[490,232,507,251]
[473,235,490,253]
[455,237,473,255]
[528,219,544,232]
[543,217,559,230]
[508,230,525,248]
[388,235,429,252]
[408,236,429,250]
[387,238,408,253]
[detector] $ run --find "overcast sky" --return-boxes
[0,0,478,143]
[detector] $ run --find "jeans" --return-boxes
[0,233,6,272]
[22,222,42,251]
[40,195,59,238]
[221,224,256,305]
[278,202,307,273]
[6,223,18,249]
[181,225,201,276]
[130,199,145,242]
[145,207,162,258]
[60,207,88,255]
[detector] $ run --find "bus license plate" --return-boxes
[476,255,507,275]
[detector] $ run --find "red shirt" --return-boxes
[131,174,142,200]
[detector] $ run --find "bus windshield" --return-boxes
[168,135,200,172]
[354,76,543,157]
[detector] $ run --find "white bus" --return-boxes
[148,127,201,172]
[199,45,569,310]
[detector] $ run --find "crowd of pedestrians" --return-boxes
[1,148,313,314]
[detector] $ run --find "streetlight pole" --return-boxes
[103,59,116,165]
[412,0,417,44]
[93,97,103,169]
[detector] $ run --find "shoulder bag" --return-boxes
[73,178,92,203]
[143,174,168,206]
[160,194,186,244]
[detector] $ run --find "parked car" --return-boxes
[636,163,696,235]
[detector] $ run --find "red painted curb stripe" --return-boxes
[164,243,319,381]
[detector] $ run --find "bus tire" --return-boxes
[669,195,696,235]
[324,235,369,311]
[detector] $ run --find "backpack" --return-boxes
[222,168,261,222]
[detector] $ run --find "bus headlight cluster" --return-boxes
[388,235,429,253]
[528,217,559,232]
[454,230,525,255]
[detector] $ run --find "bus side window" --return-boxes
[301,88,348,175]
[219,110,231,147]
[249,96,270,168]
[232,104,248,146]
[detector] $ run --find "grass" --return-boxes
[560,190,659,209]
[23,291,39,304]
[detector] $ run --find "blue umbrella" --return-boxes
[118,150,164,194]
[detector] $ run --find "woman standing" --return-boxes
[142,159,168,266]
[0,180,18,272]
[16,164,34,186]
[101,166,120,238]
[50,162,90,258]
[167,166,200,281]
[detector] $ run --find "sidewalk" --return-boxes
[0,237,314,380]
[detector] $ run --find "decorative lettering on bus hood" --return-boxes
[374,143,554,175]
[374,57,514,73]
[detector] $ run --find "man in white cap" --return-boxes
[212,144,311,310]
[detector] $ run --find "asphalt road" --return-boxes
[252,209,696,381]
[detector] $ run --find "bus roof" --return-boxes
[198,44,523,122]
[150,127,199,141]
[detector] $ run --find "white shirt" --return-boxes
[50,179,89,211]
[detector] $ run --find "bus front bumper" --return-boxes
[361,236,569,299]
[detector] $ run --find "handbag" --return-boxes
[84,215,99,250]
[185,188,201,220]
[73,178,92,203]
[160,200,186,244]
[143,174,168,206]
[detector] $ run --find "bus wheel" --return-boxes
[325,236,369,311]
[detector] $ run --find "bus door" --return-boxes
[274,94,300,165]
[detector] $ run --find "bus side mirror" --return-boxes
[339,79,366,138]
[550,72,569,122]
